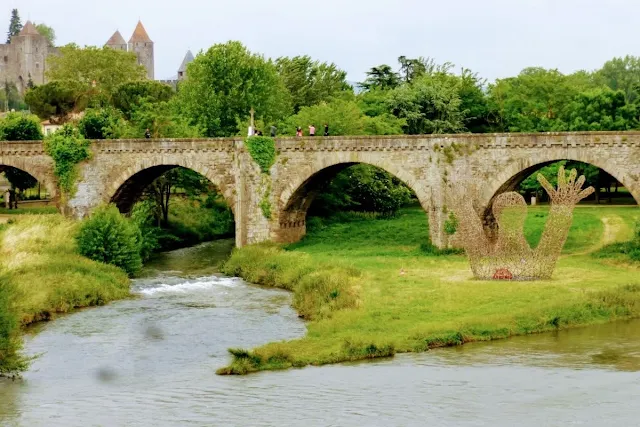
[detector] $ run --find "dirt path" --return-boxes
[570,214,626,257]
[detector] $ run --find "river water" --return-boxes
[1,240,640,426]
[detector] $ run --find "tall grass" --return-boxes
[0,215,130,375]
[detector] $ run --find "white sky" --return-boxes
[4,0,638,81]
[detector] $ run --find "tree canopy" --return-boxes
[175,41,291,137]
[35,23,55,46]
[46,45,146,97]
[6,9,21,43]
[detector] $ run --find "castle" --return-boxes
[0,19,193,94]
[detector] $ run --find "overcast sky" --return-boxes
[4,0,638,81]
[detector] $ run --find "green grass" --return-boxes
[0,206,59,215]
[0,215,130,375]
[218,205,640,375]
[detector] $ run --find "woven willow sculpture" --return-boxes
[450,167,595,280]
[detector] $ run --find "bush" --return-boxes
[0,112,43,141]
[245,136,276,174]
[78,107,124,139]
[76,205,143,276]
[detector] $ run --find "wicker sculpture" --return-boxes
[450,167,595,280]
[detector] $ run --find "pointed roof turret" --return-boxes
[106,30,126,46]
[178,50,194,73]
[129,20,152,43]
[19,21,40,36]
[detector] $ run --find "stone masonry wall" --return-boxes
[1,132,638,248]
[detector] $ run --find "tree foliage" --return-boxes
[111,81,174,120]
[275,55,351,113]
[359,65,401,91]
[35,23,55,46]
[0,112,43,140]
[46,45,146,97]
[24,80,89,122]
[78,107,124,139]
[126,99,201,138]
[43,124,91,194]
[6,9,21,43]
[176,41,291,137]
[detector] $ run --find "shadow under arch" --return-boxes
[0,163,57,205]
[276,160,434,244]
[109,164,235,216]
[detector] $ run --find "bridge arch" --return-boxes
[274,156,436,244]
[107,159,236,215]
[0,160,57,203]
[481,153,640,208]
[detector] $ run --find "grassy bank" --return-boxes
[219,205,640,374]
[0,215,130,375]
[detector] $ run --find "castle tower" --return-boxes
[105,30,127,51]
[128,20,154,80]
[177,50,194,81]
[11,21,50,91]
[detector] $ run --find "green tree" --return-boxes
[4,169,37,194]
[359,65,401,91]
[275,55,352,113]
[0,112,43,140]
[2,82,26,112]
[46,44,146,98]
[176,41,291,137]
[78,107,125,139]
[143,168,211,226]
[566,88,638,131]
[280,99,405,136]
[111,80,174,120]
[24,80,89,122]
[310,164,413,217]
[387,73,465,134]
[126,99,201,138]
[596,56,640,103]
[487,68,586,132]
[35,23,55,46]
[457,68,491,133]
[6,9,22,43]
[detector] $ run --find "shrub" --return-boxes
[78,107,124,139]
[76,205,143,276]
[0,112,43,141]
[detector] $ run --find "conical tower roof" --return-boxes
[106,30,126,46]
[19,21,40,36]
[129,20,152,43]
[178,50,194,73]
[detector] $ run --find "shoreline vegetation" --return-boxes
[0,215,130,375]
[217,205,640,375]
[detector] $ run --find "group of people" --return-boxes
[295,124,329,137]
[250,123,330,137]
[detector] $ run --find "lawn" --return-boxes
[219,205,640,374]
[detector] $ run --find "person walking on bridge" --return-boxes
[308,124,316,136]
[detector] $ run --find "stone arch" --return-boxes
[0,160,57,203]
[274,156,434,244]
[481,153,640,209]
[106,159,236,216]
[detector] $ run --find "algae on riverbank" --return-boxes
[219,206,640,374]
[0,215,130,374]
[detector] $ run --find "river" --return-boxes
[1,240,639,426]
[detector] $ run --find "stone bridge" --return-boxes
[1,132,639,248]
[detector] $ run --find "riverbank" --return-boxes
[218,205,640,374]
[0,215,130,375]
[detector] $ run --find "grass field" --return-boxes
[219,205,640,374]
